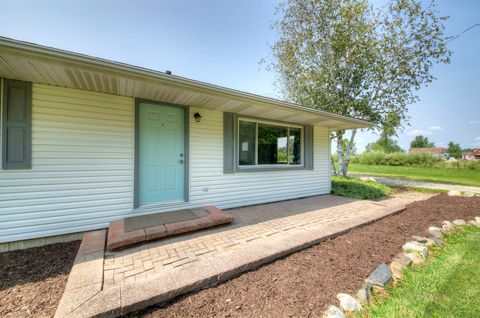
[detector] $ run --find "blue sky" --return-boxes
[1,0,479,151]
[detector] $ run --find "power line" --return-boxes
[446,23,480,43]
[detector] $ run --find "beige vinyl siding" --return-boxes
[0,84,134,243]
[0,84,331,243]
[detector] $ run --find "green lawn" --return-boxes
[361,226,480,318]
[348,164,480,187]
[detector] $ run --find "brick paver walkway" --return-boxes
[55,192,432,318]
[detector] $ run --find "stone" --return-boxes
[452,219,466,227]
[402,242,428,259]
[429,236,444,245]
[442,221,455,232]
[448,190,461,196]
[462,191,475,197]
[336,293,362,312]
[322,305,345,318]
[411,236,436,247]
[475,217,480,224]
[356,286,370,305]
[390,259,408,281]
[360,176,377,182]
[365,263,392,287]
[404,252,425,265]
[428,226,443,240]
[393,253,412,267]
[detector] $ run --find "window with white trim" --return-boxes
[238,119,303,167]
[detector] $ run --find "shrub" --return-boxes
[331,176,393,199]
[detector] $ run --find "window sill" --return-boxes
[235,165,306,173]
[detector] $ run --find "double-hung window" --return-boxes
[238,119,303,167]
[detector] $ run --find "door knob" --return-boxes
[179,159,184,164]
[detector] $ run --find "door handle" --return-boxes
[179,159,184,164]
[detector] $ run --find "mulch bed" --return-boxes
[0,194,478,318]
[135,194,480,318]
[0,240,80,318]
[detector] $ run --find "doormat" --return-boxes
[124,209,202,232]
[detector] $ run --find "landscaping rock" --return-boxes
[360,176,377,182]
[452,219,466,227]
[462,191,475,197]
[356,285,371,305]
[428,226,443,240]
[404,252,425,265]
[442,221,455,232]
[322,305,345,318]
[411,235,435,246]
[447,190,461,196]
[394,253,412,267]
[365,263,392,287]
[469,220,480,227]
[336,293,362,312]
[429,236,444,245]
[402,242,428,259]
[389,261,404,281]
[475,217,480,224]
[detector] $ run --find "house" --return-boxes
[409,147,447,158]
[0,37,371,245]
[462,149,480,161]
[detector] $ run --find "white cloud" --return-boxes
[470,121,480,124]
[407,129,433,136]
[428,125,442,130]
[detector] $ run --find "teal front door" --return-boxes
[138,102,185,206]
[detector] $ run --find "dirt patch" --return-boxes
[135,194,480,318]
[0,241,80,318]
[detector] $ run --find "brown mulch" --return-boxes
[0,194,478,318]
[136,194,480,318]
[0,240,80,318]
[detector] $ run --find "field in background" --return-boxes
[348,164,480,187]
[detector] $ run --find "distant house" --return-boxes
[409,147,447,158]
[462,149,480,161]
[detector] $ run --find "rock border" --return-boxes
[322,216,480,318]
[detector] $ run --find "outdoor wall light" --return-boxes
[194,112,202,122]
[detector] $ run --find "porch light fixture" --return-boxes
[194,112,202,122]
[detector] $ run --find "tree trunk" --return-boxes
[331,156,337,176]
[343,129,357,176]
[336,131,345,176]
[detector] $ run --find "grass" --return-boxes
[360,226,480,318]
[331,176,393,199]
[393,186,448,194]
[349,164,480,187]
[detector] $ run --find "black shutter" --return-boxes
[304,125,314,170]
[223,112,235,174]
[2,79,32,169]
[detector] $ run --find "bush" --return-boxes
[350,151,444,166]
[331,176,393,199]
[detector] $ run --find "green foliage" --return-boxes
[362,226,480,318]
[268,0,450,176]
[350,151,480,170]
[447,141,462,158]
[365,128,404,153]
[349,164,480,187]
[331,176,393,199]
[350,151,443,166]
[410,135,435,149]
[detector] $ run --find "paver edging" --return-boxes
[56,202,410,318]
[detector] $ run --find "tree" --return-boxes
[267,0,451,176]
[365,128,404,153]
[410,135,435,149]
[446,141,462,158]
